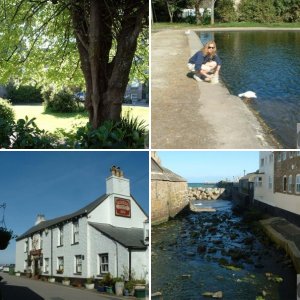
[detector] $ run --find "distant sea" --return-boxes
[188,182,217,188]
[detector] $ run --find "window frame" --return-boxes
[296,174,300,194]
[75,255,82,274]
[72,221,79,244]
[288,175,293,193]
[99,253,109,275]
[58,225,64,247]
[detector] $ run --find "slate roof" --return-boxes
[16,194,109,241]
[151,158,186,182]
[89,222,147,250]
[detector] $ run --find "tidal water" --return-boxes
[198,31,300,148]
[152,200,296,300]
[188,183,217,188]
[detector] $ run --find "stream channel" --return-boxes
[152,199,296,300]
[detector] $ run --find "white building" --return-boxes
[254,151,300,221]
[15,166,149,282]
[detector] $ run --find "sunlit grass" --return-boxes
[152,22,300,30]
[13,104,149,133]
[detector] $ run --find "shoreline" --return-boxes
[187,30,282,148]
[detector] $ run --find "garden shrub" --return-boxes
[43,88,84,113]
[68,113,148,149]
[274,0,300,22]
[238,0,277,23]
[215,0,237,23]
[6,83,42,104]
[0,98,15,147]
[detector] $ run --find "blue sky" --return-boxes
[0,151,149,264]
[157,151,259,182]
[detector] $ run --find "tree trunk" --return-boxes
[70,0,147,129]
[195,2,201,25]
[211,0,216,25]
[166,2,174,23]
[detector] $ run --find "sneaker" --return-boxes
[193,74,202,82]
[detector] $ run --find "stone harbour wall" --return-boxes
[188,187,226,201]
[152,180,188,225]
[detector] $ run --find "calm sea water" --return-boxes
[198,31,300,148]
[188,182,217,188]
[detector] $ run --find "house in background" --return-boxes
[15,166,149,282]
[124,81,149,104]
[254,151,300,225]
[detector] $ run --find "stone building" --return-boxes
[254,151,300,225]
[15,167,149,282]
[151,153,188,225]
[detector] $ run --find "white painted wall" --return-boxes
[131,249,149,282]
[88,224,129,278]
[88,195,147,229]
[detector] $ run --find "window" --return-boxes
[277,152,281,162]
[131,93,138,101]
[73,221,79,244]
[288,175,293,193]
[282,152,286,160]
[297,151,300,157]
[57,257,64,274]
[268,176,272,190]
[256,176,262,187]
[75,255,82,274]
[296,175,300,194]
[99,253,109,274]
[24,240,28,253]
[283,176,287,192]
[58,226,64,246]
[260,158,264,167]
[44,258,49,273]
[269,154,273,163]
[289,152,294,159]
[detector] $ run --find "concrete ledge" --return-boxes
[260,217,300,273]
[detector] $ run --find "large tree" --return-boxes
[0,0,148,128]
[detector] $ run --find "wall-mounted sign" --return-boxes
[115,198,131,218]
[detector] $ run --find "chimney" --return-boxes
[35,214,46,225]
[106,166,130,196]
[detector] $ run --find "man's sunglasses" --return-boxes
[208,46,215,49]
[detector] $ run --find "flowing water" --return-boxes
[152,200,296,299]
[197,31,300,148]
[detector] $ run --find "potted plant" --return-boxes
[48,276,55,283]
[114,277,124,296]
[102,273,114,294]
[56,268,63,274]
[96,280,106,293]
[124,280,135,296]
[62,277,70,285]
[133,279,146,298]
[85,277,95,289]
[0,227,15,250]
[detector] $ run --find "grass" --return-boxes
[13,104,149,133]
[152,22,300,30]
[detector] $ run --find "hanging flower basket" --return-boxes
[0,227,13,250]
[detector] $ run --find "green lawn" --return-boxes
[13,104,149,133]
[152,22,300,30]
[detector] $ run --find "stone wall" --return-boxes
[273,152,300,194]
[151,180,188,225]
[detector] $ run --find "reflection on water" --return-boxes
[198,31,300,148]
[152,200,296,300]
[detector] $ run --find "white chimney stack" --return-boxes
[35,214,46,225]
[106,166,130,196]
